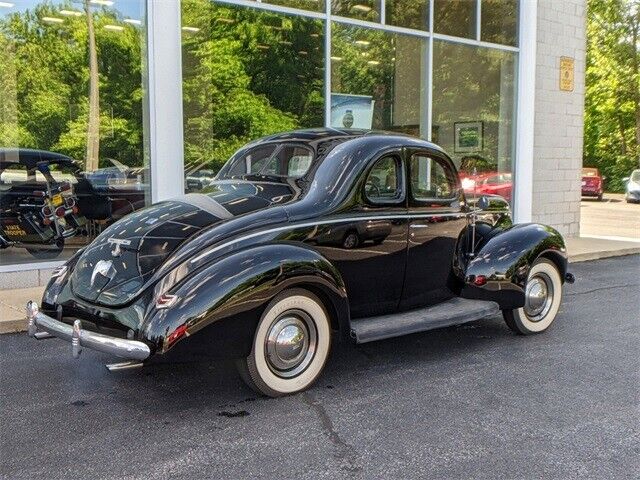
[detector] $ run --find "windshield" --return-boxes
[631,170,640,183]
[221,143,314,180]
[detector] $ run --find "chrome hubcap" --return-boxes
[524,273,554,321]
[265,310,317,378]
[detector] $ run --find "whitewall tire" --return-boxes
[236,289,332,397]
[503,258,563,335]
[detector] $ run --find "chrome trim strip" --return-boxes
[190,212,469,264]
[26,301,151,361]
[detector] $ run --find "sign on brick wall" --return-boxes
[560,57,575,92]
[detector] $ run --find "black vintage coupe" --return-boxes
[27,129,573,397]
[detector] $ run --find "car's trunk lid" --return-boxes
[70,181,296,306]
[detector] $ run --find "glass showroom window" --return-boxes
[331,23,428,136]
[385,0,428,31]
[332,0,381,22]
[181,0,325,192]
[0,0,149,266]
[481,0,519,46]
[263,0,325,13]
[434,0,477,39]
[432,40,517,206]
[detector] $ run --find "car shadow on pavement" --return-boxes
[90,314,516,411]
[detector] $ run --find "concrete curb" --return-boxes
[0,319,29,335]
[569,247,640,263]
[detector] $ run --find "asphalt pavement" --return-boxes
[1,255,639,480]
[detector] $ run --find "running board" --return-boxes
[350,297,500,344]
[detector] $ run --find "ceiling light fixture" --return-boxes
[330,56,343,61]
[60,9,83,16]
[90,0,114,6]
[182,26,200,32]
[352,4,372,13]
[124,18,142,25]
[367,60,380,65]
[42,16,64,24]
[355,40,370,46]
[104,24,124,32]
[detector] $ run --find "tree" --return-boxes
[585,0,640,191]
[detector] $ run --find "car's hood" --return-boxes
[70,180,296,306]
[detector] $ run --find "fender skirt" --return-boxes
[460,223,568,310]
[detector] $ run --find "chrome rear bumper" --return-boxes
[26,301,151,361]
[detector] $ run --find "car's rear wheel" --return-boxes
[236,289,331,397]
[503,258,563,335]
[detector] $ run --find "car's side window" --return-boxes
[364,155,403,204]
[409,154,457,202]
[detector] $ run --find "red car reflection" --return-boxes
[459,172,513,203]
[581,167,603,201]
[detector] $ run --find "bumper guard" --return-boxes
[26,301,151,361]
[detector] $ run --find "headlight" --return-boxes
[461,178,476,190]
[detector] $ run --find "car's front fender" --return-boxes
[461,223,568,309]
[141,243,348,357]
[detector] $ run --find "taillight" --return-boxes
[33,190,46,197]
[166,324,188,347]
[42,206,52,217]
[65,197,76,208]
[60,182,72,192]
[55,206,66,217]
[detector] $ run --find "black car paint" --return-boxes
[41,129,568,359]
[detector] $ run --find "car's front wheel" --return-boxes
[236,289,332,397]
[503,258,563,335]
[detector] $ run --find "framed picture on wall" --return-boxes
[454,121,483,153]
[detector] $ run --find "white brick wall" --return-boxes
[532,0,587,237]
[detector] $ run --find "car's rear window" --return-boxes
[582,168,598,177]
[223,143,314,179]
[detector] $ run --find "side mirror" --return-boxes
[622,177,630,183]
[477,195,490,210]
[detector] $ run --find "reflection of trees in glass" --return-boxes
[181,0,324,172]
[434,0,476,39]
[432,40,515,172]
[0,2,144,169]
[331,23,425,134]
[481,0,518,47]
[331,1,380,22]
[385,0,428,31]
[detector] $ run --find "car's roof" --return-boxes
[243,128,444,153]
[0,148,75,169]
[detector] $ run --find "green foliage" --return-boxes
[0,2,144,169]
[181,0,324,172]
[585,0,640,191]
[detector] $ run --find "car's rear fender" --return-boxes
[141,243,349,357]
[460,223,568,309]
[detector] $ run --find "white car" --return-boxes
[624,169,640,203]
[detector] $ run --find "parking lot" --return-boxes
[1,255,638,480]
[581,193,640,240]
